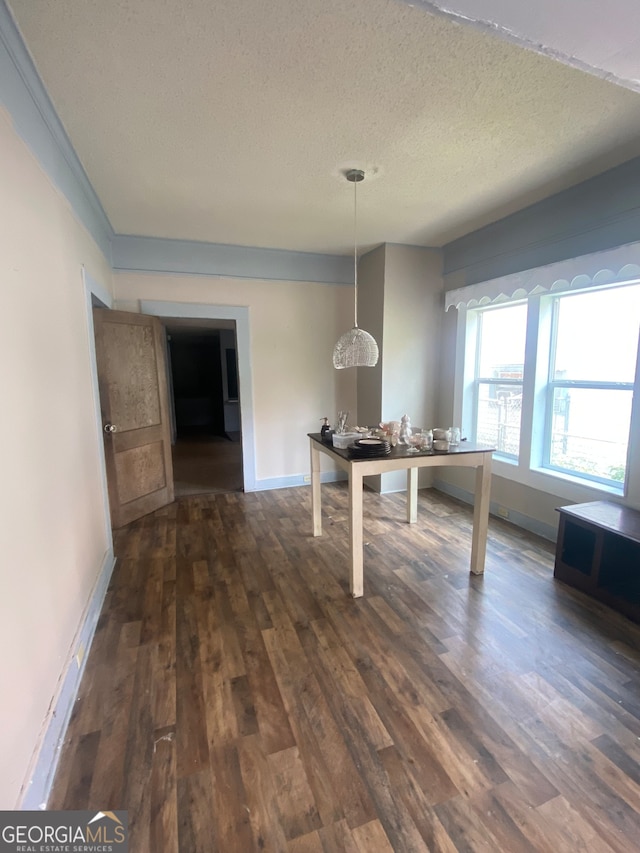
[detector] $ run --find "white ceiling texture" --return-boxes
[7,0,640,255]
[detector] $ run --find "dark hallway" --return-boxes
[166,322,243,496]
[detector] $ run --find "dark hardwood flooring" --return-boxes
[50,484,640,851]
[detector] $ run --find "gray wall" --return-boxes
[381,245,442,425]
[358,243,443,492]
[356,245,386,429]
[443,156,640,289]
[381,245,443,491]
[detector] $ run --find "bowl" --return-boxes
[433,428,449,440]
[433,439,450,451]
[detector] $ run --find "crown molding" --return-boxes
[0,0,114,258]
[113,235,352,285]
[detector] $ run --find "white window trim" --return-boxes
[454,286,640,509]
[446,241,640,310]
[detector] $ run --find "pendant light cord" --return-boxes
[353,175,359,329]
[332,169,378,369]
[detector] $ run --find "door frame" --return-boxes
[82,266,115,541]
[141,300,257,492]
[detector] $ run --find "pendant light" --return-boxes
[332,169,379,369]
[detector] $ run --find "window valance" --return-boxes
[445,241,640,311]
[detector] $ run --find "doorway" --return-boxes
[140,300,256,493]
[164,318,244,497]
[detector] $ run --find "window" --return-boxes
[544,285,640,486]
[471,302,527,458]
[463,281,640,492]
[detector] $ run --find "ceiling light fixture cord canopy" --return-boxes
[333,169,379,369]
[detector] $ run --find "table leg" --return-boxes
[349,466,364,597]
[407,467,418,523]
[310,442,322,537]
[470,454,492,574]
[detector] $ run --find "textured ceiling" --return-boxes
[7,0,640,254]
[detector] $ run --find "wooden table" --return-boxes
[309,433,495,597]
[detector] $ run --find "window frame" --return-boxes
[473,379,523,461]
[457,281,640,499]
[541,288,637,488]
[468,301,527,462]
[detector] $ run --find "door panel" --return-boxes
[94,308,174,528]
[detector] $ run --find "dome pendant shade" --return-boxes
[333,327,379,369]
[332,169,379,369]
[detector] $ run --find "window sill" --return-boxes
[490,457,625,504]
[530,466,624,496]
[492,453,518,466]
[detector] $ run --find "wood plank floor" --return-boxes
[50,485,640,851]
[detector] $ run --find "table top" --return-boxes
[308,433,495,462]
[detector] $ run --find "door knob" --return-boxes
[104,423,118,433]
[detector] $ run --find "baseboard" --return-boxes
[433,479,557,542]
[253,471,347,491]
[20,548,116,810]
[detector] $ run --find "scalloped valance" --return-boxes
[445,242,640,311]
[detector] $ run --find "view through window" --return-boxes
[547,284,640,485]
[474,303,527,458]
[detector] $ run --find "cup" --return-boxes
[449,427,461,446]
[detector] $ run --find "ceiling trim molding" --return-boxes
[112,235,353,285]
[0,0,114,257]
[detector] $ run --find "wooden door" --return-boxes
[93,308,174,528]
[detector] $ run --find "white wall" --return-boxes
[0,107,114,807]
[113,272,357,486]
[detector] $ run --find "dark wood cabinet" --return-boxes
[554,501,640,623]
